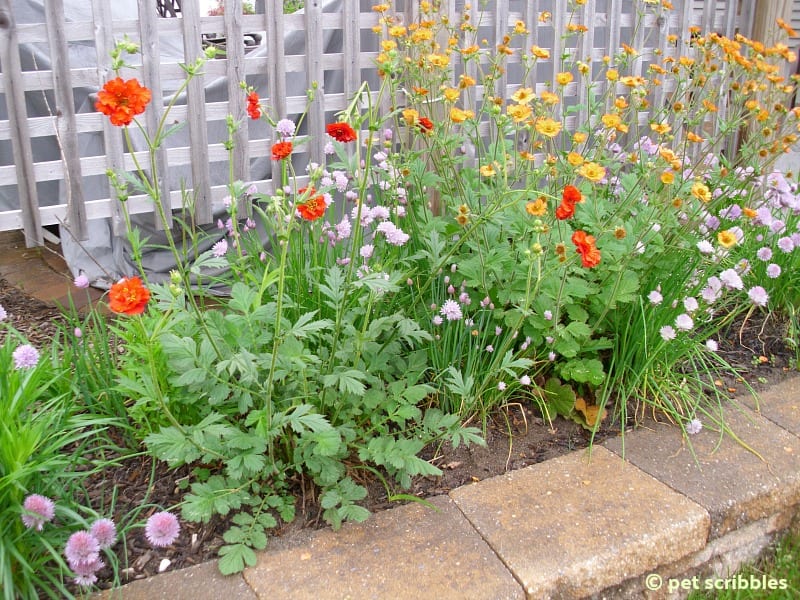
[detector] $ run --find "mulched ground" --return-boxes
[1,276,797,588]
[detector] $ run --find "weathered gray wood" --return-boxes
[264,0,287,120]
[91,0,126,237]
[577,0,597,130]
[224,0,249,186]
[305,0,325,166]
[44,0,87,241]
[342,0,360,103]
[181,0,212,224]
[136,0,172,229]
[0,0,42,246]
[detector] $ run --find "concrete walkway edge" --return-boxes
[102,377,800,600]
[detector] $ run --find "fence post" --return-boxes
[0,0,43,247]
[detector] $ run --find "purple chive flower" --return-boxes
[756,247,773,261]
[90,518,117,549]
[705,339,719,351]
[543,310,553,320]
[685,418,703,435]
[0,303,6,321]
[71,557,104,587]
[12,344,39,369]
[439,299,462,321]
[683,297,699,312]
[276,118,296,138]
[660,325,676,341]
[747,286,769,307]
[65,531,100,567]
[359,244,374,259]
[74,327,83,338]
[766,263,781,278]
[497,381,507,391]
[675,314,694,331]
[432,315,443,326]
[73,274,90,289]
[719,269,744,290]
[696,240,714,254]
[485,344,494,353]
[519,374,531,386]
[648,290,663,305]
[21,494,55,531]
[495,326,503,335]
[548,351,556,361]
[777,237,795,253]
[211,239,228,258]
[145,511,180,548]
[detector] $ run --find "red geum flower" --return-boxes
[418,117,434,133]
[271,140,293,161]
[571,230,601,268]
[246,91,261,120]
[555,185,583,220]
[108,276,151,315]
[326,122,357,143]
[95,77,152,127]
[296,187,327,221]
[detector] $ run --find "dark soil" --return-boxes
[2,276,797,588]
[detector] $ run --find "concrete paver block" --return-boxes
[740,377,800,438]
[242,495,523,600]
[449,446,709,599]
[96,561,257,600]
[604,402,800,539]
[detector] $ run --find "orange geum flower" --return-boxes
[459,74,477,89]
[539,11,551,23]
[530,45,550,59]
[450,107,474,123]
[95,77,152,127]
[622,43,638,55]
[526,197,548,216]
[572,230,601,268]
[650,122,671,135]
[614,96,628,109]
[271,140,293,161]
[296,187,327,221]
[578,162,606,182]
[109,276,150,315]
[686,131,706,144]
[511,87,535,104]
[514,20,528,34]
[566,24,588,33]
[461,44,480,56]
[777,17,798,37]
[660,171,675,185]
[372,3,390,12]
[567,152,584,166]
[620,75,646,87]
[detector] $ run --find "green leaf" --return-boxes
[322,369,367,396]
[229,282,258,313]
[218,543,258,575]
[558,358,605,386]
[288,311,333,338]
[543,377,577,418]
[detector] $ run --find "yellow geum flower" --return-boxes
[411,29,433,43]
[381,40,397,51]
[578,161,606,182]
[573,132,588,144]
[526,196,548,216]
[691,181,712,203]
[427,54,450,68]
[459,74,476,88]
[442,87,460,102]
[620,75,646,87]
[450,107,474,123]
[686,132,705,143]
[606,69,619,81]
[511,87,536,105]
[717,229,738,249]
[513,20,528,35]
[660,171,675,184]
[556,72,574,85]
[388,25,407,37]
[402,108,420,126]
[540,91,560,104]
[614,96,628,109]
[601,113,622,129]
[480,163,497,177]
[535,117,562,137]
[507,103,533,122]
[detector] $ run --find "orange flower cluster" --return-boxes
[571,231,601,268]
[108,276,150,315]
[95,77,151,127]
[555,185,582,220]
[326,122,357,143]
[296,187,327,221]
[247,91,261,120]
[271,140,293,161]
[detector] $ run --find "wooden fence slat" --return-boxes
[181,0,212,224]
[264,0,287,122]
[136,0,173,230]
[305,0,325,167]
[342,0,361,103]
[0,0,42,247]
[91,0,126,237]
[225,0,249,186]
[44,0,87,241]
[578,0,597,129]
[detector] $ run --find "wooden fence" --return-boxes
[0,0,765,248]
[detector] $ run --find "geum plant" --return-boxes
[96,41,483,574]
[369,1,800,432]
